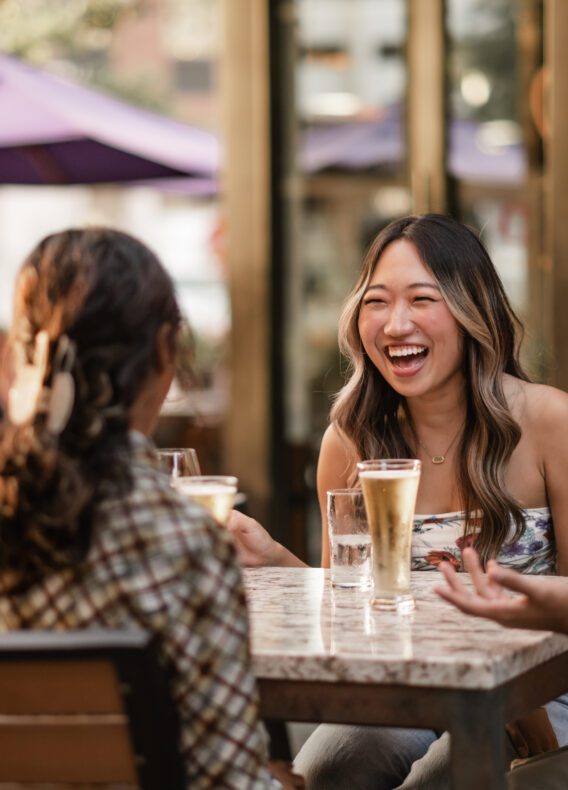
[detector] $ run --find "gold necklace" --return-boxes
[415,423,464,465]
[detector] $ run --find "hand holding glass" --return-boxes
[357,459,421,612]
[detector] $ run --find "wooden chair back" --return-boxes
[0,630,185,789]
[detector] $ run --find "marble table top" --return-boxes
[244,568,568,690]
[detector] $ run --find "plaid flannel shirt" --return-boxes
[0,432,279,789]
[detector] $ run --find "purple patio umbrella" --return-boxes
[300,104,404,173]
[0,55,219,190]
[300,103,526,185]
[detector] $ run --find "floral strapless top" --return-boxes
[412,507,555,574]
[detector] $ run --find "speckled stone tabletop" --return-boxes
[244,567,568,690]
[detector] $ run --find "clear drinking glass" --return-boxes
[157,448,201,478]
[357,459,421,612]
[171,475,238,526]
[327,488,372,590]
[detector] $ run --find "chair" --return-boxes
[0,629,186,789]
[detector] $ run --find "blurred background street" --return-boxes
[0,0,563,566]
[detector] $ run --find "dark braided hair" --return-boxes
[0,228,182,587]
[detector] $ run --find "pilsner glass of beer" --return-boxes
[357,459,421,612]
[172,475,238,526]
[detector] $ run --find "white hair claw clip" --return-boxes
[46,336,76,435]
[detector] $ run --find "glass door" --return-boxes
[445,0,546,377]
[273,0,410,562]
[272,0,548,561]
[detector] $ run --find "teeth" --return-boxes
[387,345,426,358]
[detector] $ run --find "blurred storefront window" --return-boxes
[275,0,546,561]
[446,0,545,375]
[447,0,528,185]
[281,0,409,562]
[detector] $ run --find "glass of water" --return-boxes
[327,488,372,590]
[157,448,201,478]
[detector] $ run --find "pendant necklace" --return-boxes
[415,423,464,465]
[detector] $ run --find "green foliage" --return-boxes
[0,0,140,62]
[0,0,175,113]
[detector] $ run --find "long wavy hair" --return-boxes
[0,228,182,588]
[331,214,530,562]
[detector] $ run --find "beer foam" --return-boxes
[359,469,420,480]
[174,482,237,496]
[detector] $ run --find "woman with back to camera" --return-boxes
[228,214,568,788]
[0,227,302,790]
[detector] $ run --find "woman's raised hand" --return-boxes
[226,511,307,568]
[434,547,568,633]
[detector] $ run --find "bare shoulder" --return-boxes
[504,374,568,434]
[320,422,357,457]
[318,423,359,489]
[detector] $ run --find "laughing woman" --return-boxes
[228,214,568,789]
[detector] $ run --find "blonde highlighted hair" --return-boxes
[331,214,529,563]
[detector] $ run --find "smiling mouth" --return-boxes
[385,345,428,369]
